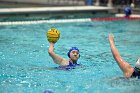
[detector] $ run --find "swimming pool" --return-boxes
[0,19,140,93]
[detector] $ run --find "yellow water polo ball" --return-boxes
[46,28,60,43]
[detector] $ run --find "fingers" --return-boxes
[108,33,115,42]
[109,33,114,38]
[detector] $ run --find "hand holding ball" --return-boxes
[46,28,60,43]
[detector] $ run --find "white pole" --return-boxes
[107,0,113,7]
[95,0,100,6]
[131,0,135,8]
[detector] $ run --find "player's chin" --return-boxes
[72,57,79,61]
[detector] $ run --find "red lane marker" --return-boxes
[91,17,140,21]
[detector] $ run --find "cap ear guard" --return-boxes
[67,47,80,58]
[67,51,71,58]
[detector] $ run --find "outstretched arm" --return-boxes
[108,34,134,78]
[48,42,68,66]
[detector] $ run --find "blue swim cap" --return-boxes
[43,90,53,93]
[124,7,132,17]
[67,47,80,58]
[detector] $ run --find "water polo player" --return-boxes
[108,34,140,79]
[47,28,80,67]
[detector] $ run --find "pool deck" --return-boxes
[0,6,113,14]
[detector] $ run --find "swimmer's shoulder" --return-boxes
[59,58,69,66]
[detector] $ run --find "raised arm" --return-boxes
[48,42,68,66]
[108,34,134,78]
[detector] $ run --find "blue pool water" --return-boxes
[0,20,140,93]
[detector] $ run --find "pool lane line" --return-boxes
[0,19,91,25]
[0,17,140,25]
[91,17,140,21]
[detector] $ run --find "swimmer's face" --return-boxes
[70,50,80,61]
